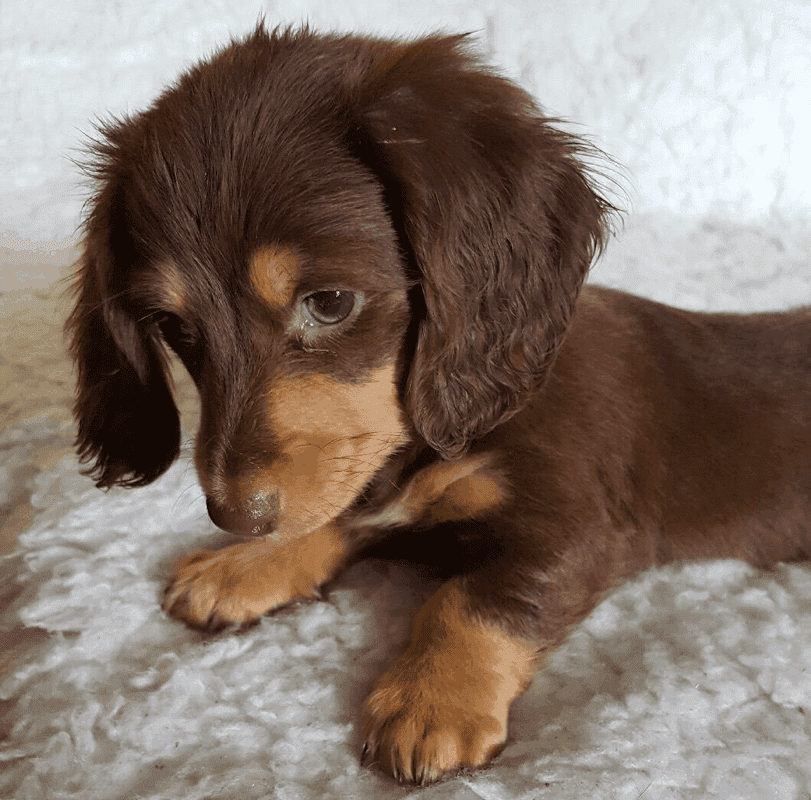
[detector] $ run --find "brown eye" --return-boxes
[303,290,355,324]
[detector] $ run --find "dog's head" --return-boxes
[67,25,612,538]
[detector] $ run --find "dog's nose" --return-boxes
[205,488,284,537]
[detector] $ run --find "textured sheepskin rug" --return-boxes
[2,407,811,799]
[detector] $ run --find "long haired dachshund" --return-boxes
[67,24,811,784]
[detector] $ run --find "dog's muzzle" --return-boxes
[205,488,284,537]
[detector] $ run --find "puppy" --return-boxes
[66,24,811,784]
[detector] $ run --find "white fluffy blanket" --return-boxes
[3,425,811,800]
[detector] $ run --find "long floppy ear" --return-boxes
[358,35,613,458]
[65,187,180,489]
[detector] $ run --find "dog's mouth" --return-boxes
[201,454,365,540]
[198,363,410,540]
[201,437,404,540]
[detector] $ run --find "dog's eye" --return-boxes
[303,290,355,325]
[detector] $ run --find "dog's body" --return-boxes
[67,25,811,783]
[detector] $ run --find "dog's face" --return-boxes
[154,241,411,540]
[98,84,413,539]
[67,26,609,541]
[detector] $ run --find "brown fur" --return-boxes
[66,24,811,784]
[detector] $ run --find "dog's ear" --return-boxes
[66,188,180,489]
[358,35,612,458]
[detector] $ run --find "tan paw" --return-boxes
[362,669,508,783]
[361,580,536,783]
[163,525,348,630]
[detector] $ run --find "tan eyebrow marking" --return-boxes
[133,260,187,313]
[250,245,301,308]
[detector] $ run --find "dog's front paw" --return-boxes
[163,543,296,630]
[361,664,508,784]
[163,525,348,630]
[360,580,536,784]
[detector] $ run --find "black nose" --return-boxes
[205,488,283,537]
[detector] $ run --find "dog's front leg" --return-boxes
[361,576,538,784]
[163,523,349,630]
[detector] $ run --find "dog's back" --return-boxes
[507,286,811,570]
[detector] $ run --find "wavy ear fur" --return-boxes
[66,179,180,489]
[359,35,613,458]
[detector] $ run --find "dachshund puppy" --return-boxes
[67,25,811,784]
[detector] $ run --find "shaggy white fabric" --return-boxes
[2,409,811,799]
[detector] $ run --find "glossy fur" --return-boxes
[67,25,811,784]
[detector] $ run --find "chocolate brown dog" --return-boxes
[67,24,811,783]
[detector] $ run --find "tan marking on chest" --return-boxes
[363,453,508,529]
